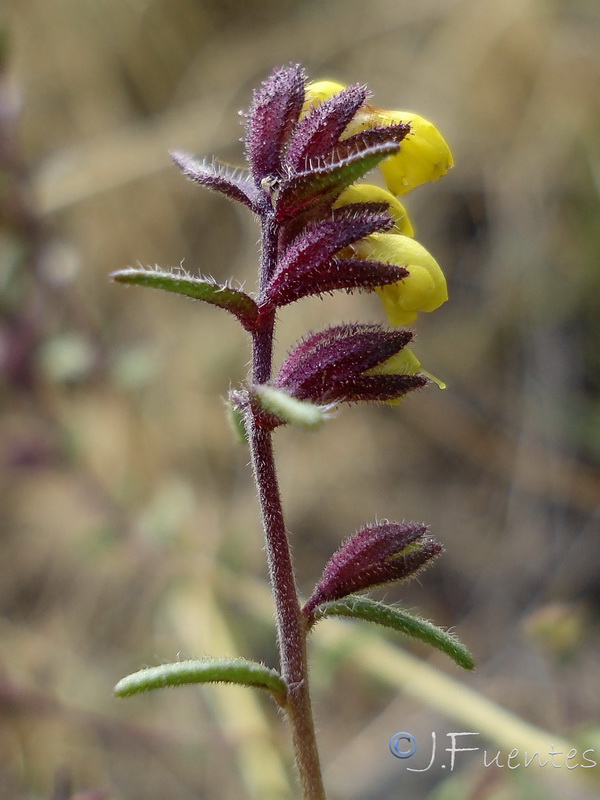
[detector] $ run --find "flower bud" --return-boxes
[274,324,426,406]
[304,521,443,617]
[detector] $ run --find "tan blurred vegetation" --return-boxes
[1,0,600,798]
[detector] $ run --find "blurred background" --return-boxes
[1,0,599,798]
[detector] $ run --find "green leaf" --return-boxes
[313,595,475,671]
[114,657,287,704]
[251,385,326,429]
[111,267,259,330]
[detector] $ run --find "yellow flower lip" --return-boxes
[354,233,448,326]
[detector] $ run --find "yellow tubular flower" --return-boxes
[305,81,453,195]
[354,233,448,326]
[349,108,454,195]
[303,79,451,327]
[333,184,415,237]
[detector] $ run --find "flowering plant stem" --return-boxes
[112,65,474,800]
[249,213,326,800]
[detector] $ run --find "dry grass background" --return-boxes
[1,0,600,798]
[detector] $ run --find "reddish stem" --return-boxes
[246,205,327,800]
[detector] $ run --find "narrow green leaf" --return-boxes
[313,595,475,670]
[252,385,325,429]
[111,267,259,330]
[114,657,287,704]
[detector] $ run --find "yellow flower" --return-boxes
[304,80,451,328]
[354,233,448,326]
[333,184,414,237]
[304,82,453,196]
[348,107,453,195]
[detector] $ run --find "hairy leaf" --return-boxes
[115,657,288,704]
[266,204,398,306]
[170,151,259,209]
[275,325,418,403]
[284,83,368,171]
[244,64,306,182]
[267,258,407,308]
[304,522,442,614]
[313,596,475,670]
[111,267,259,330]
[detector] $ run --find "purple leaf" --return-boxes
[276,324,410,387]
[275,325,359,387]
[244,64,306,183]
[329,372,427,403]
[284,84,368,171]
[279,204,392,272]
[304,522,443,616]
[265,203,397,306]
[267,257,406,308]
[171,151,259,210]
[274,324,418,403]
[337,122,411,155]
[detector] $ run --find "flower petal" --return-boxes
[369,348,446,391]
